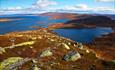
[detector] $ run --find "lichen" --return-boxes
[15,41,35,47]
[0,57,23,70]
[0,47,6,54]
[62,43,70,50]
[4,41,35,49]
[40,48,53,57]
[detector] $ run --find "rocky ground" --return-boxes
[0,29,115,70]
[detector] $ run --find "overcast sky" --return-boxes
[0,0,115,14]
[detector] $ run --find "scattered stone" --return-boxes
[63,51,81,61]
[38,36,42,39]
[68,42,71,46]
[32,59,38,64]
[8,58,31,70]
[0,57,31,70]
[30,64,41,70]
[17,35,23,37]
[29,46,33,49]
[0,47,6,54]
[77,43,83,49]
[62,43,70,50]
[10,38,16,46]
[73,43,77,47]
[86,50,90,53]
[0,57,23,70]
[40,48,53,57]
[9,38,16,42]
[50,39,55,42]
[42,30,47,33]
[32,37,37,40]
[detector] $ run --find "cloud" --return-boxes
[0,6,28,15]
[75,4,89,10]
[62,4,115,14]
[0,6,49,15]
[3,6,22,11]
[63,4,90,11]
[0,1,114,15]
[33,0,57,8]
[96,0,115,2]
[93,7,115,13]
[75,4,88,9]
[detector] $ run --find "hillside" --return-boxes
[0,29,115,70]
[48,15,115,29]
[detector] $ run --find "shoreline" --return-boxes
[0,18,23,22]
[85,31,115,61]
[0,13,115,69]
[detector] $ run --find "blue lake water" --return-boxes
[54,28,113,43]
[0,14,113,43]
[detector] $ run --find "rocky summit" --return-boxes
[0,29,115,70]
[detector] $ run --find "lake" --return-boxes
[0,14,113,43]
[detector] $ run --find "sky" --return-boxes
[0,0,115,15]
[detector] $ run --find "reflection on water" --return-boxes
[0,15,113,43]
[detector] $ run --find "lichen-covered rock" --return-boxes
[0,47,6,54]
[30,64,41,70]
[40,48,53,57]
[62,43,70,50]
[63,51,81,61]
[77,43,84,49]
[0,57,31,70]
[0,57,23,70]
